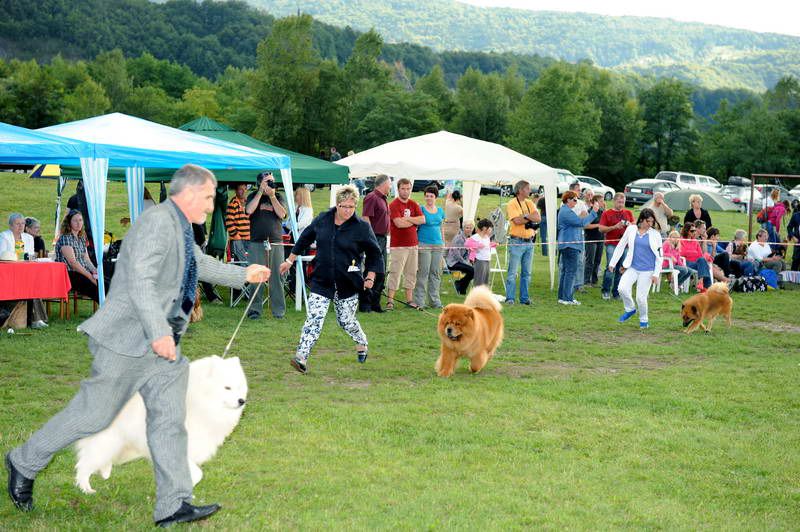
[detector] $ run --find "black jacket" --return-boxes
[291,208,383,299]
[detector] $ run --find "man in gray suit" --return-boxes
[5,164,270,527]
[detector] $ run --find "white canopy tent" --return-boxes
[334,131,560,288]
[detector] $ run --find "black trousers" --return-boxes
[360,234,387,311]
[448,262,474,295]
[68,271,100,302]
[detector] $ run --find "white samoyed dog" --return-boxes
[74,355,248,494]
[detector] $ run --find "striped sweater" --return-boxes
[225,197,250,241]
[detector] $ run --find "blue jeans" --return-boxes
[558,247,579,301]
[539,217,548,257]
[601,243,625,296]
[505,237,533,303]
[686,258,712,288]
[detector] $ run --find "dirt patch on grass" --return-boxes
[322,376,372,389]
[495,356,681,378]
[743,321,800,334]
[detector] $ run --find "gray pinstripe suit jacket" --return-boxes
[79,200,247,356]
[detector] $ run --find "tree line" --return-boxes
[1,14,798,191]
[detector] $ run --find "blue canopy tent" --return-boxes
[1,115,295,305]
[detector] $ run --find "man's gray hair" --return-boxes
[513,180,530,195]
[734,229,746,241]
[336,185,360,205]
[169,164,217,196]
[8,213,24,226]
[374,174,390,188]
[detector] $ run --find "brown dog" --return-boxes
[681,281,733,334]
[436,285,504,377]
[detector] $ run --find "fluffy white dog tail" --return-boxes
[464,285,502,312]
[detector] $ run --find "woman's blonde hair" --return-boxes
[669,230,680,238]
[689,194,703,205]
[335,185,359,205]
[294,186,312,208]
[771,188,780,200]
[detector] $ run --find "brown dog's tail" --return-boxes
[464,285,502,312]
[707,281,730,295]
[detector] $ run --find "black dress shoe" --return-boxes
[155,501,220,527]
[5,453,34,512]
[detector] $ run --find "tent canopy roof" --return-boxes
[178,117,348,184]
[36,113,290,170]
[335,130,555,187]
[0,122,93,164]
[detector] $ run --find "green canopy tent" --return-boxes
[60,117,349,185]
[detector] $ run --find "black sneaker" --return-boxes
[357,350,368,363]
[290,358,307,374]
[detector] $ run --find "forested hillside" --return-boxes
[248,0,800,90]
[1,2,798,189]
[0,0,552,84]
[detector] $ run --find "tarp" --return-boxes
[644,189,739,212]
[334,131,560,288]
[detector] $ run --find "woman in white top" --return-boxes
[608,208,663,329]
[294,186,314,234]
[0,213,34,259]
[747,228,784,272]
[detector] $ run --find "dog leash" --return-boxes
[380,289,441,318]
[222,281,264,359]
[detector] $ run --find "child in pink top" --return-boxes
[465,219,497,286]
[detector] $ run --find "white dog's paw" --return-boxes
[189,461,203,486]
[76,476,96,494]
[100,463,112,480]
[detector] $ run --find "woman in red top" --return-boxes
[679,222,712,291]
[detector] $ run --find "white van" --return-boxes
[654,171,721,192]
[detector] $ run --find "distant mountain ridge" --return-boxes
[244,0,800,90]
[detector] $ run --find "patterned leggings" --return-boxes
[295,292,367,363]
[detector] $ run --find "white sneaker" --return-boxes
[31,320,48,329]
[570,300,582,306]
[557,299,571,305]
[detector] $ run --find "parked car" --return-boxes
[412,179,444,192]
[575,175,615,201]
[480,182,513,196]
[623,179,681,206]
[719,185,762,213]
[756,184,793,205]
[790,184,800,199]
[654,171,721,192]
[553,168,579,196]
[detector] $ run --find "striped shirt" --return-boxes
[55,233,94,273]
[225,196,250,241]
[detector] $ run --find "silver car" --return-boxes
[575,176,615,201]
[719,185,762,213]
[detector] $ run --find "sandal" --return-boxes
[407,303,423,311]
[386,300,394,311]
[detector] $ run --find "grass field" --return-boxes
[1,172,800,529]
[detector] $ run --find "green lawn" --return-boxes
[1,172,799,529]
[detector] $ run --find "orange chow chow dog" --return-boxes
[681,281,733,334]
[436,285,504,377]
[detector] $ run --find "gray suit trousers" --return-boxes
[246,240,285,318]
[10,338,191,522]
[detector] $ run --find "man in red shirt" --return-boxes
[360,174,391,312]
[599,192,634,300]
[386,178,424,310]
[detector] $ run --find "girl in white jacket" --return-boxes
[608,208,663,329]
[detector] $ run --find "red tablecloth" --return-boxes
[0,261,72,301]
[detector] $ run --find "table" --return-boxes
[0,261,72,301]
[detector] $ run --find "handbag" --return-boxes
[756,207,770,224]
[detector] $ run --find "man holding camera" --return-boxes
[245,172,288,319]
[599,192,634,300]
[505,180,541,305]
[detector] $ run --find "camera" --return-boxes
[621,220,629,227]
[524,221,540,230]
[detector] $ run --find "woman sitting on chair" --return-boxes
[55,209,100,302]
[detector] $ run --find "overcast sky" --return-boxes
[457,0,800,37]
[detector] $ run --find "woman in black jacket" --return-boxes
[280,185,383,374]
